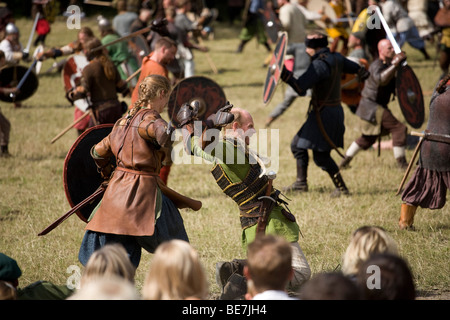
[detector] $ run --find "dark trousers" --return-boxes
[291,139,339,176]
[356,109,407,149]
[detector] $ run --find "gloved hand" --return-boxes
[357,67,370,82]
[65,88,75,105]
[100,163,115,180]
[177,101,199,127]
[212,102,234,127]
[391,52,407,67]
[280,65,292,82]
[150,18,169,37]
[21,50,29,61]
[166,120,176,136]
[265,116,276,128]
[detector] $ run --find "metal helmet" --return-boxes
[97,15,111,32]
[5,23,19,35]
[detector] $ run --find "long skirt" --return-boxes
[402,167,450,209]
[78,194,189,268]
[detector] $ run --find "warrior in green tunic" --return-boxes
[178,101,311,299]
[98,16,140,88]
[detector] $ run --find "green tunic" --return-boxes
[190,136,299,248]
[101,33,139,81]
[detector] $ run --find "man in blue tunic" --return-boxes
[280,31,369,197]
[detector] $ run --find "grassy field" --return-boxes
[0,15,448,300]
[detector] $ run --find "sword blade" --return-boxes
[373,5,410,66]
[38,185,106,236]
[24,12,40,54]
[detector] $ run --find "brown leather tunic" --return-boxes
[86,108,172,236]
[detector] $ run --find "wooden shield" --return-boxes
[307,0,337,30]
[0,65,39,102]
[263,32,287,105]
[63,124,115,222]
[61,54,90,112]
[396,65,424,129]
[341,57,369,106]
[168,76,227,127]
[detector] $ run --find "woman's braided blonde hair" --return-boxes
[127,74,172,119]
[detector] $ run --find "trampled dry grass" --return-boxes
[0,15,448,300]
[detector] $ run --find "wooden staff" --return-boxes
[50,111,90,144]
[125,67,141,82]
[83,0,113,7]
[395,136,424,195]
[197,36,218,74]
[91,25,152,53]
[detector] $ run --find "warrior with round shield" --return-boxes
[67,37,129,128]
[339,39,409,170]
[0,23,31,109]
[78,74,201,268]
[0,50,18,157]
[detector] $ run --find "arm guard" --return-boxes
[379,64,397,86]
[138,117,174,148]
[90,145,114,180]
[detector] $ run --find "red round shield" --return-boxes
[168,76,227,127]
[63,124,115,222]
[61,54,91,130]
[396,65,425,129]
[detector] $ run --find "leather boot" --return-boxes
[0,145,11,158]
[339,156,353,170]
[215,259,247,292]
[236,40,248,53]
[283,164,308,193]
[396,156,408,169]
[330,172,349,198]
[399,203,417,230]
[220,273,247,300]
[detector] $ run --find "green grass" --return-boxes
[0,16,448,300]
